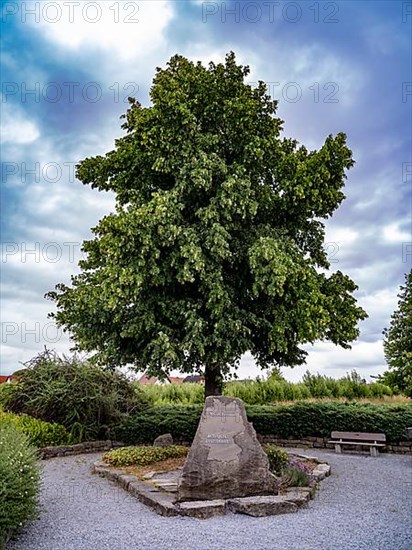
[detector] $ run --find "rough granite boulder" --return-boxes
[153,433,174,447]
[177,396,277,502]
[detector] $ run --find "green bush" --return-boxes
[0,423,40,548]
[0,409,72,448]
[3,350,149,441]
[117,402,412,445]
[0,383,17,409]
[263,445,288,475]
[103,445,188,467]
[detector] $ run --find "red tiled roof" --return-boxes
[0,375,19,384]
[138,373,159,385]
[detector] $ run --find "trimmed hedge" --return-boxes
[116,402,412,444]
[246,402,412,442]
[0,423,40,548]
[116,405,201,444]
[0,409,73,448]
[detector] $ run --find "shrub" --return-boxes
[3,350,149,441]
[0,409,72,448]
[117,402,412,445]
[0,423,40,548]
[263,445,288,474]
[0,383,17,409]
[103,445,188,467]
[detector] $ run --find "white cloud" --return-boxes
[24,0,174,60]
[0,288,74,376]
[383,222,411,243]
[324,226,358,247]
[302,340,386,380]
[1,102,40,144]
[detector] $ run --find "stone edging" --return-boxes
[92,453,331,518]
[39,440,124,459]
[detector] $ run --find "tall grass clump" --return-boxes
[138,382,204,405]
[224,378,312,404]
[138,369,395,406]
[0,422,40,548]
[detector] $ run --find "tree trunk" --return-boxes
[204,364,223,398]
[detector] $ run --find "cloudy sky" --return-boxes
[1,0,411,381]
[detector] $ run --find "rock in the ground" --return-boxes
[177,396,277,501]
[153,433,174,447]
[312,463,331,481]
[176,499,226,519]
[227,495,298,516]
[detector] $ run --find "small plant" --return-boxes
[264,446,314,488]
[281,465,310,488]
[0,423,40,548]
[287,457,314,476]
[103,445,188,467]
[263,444,289,475]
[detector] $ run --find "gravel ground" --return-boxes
[8,448,412,550]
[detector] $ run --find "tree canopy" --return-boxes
[381,271,412,396]
[47,52,367,396]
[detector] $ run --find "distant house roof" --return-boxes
[137,372,198,385]
[168,377,185,384]
[137,373,159,385]
[0,375,19,384]
[183,375,205,384]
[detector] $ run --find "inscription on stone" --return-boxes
[206,434,230,444]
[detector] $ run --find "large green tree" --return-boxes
[381,271,412,396]
[47,53,367,397]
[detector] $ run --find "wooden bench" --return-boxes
[328,431,386,456]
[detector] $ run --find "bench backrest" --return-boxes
[331,431,386,442]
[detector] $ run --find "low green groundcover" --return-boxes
[103,445,189,467]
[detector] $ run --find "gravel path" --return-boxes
[8,448,412,550]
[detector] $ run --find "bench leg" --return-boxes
[335,443,342,454]
[370,447,379,457]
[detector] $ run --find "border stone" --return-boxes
[92,451,330,518]
[227,495,298,517]
[312,463,331,481]
[39,440,124,460]
[176,500,226,519]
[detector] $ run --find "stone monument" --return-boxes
[177,396,277,501]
